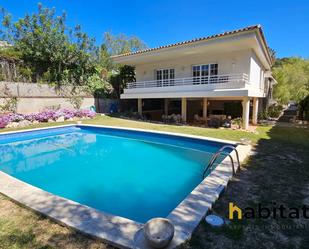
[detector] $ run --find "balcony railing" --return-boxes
[126,73,249,89]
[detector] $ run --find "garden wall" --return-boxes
[0,82,95,114]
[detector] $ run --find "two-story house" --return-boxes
[111,25,276,129]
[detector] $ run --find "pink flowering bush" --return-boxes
[57,108,76,120]
[0,115,11,128]
[7,113,25,122]
[75,109,96,118]
[0,108,96,128]
[0,113,24,127]
[24,113,37,122]
[34,110,61,122]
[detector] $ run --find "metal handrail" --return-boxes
[126,73,249,89]
[202,145,240,179]
[219,145,240,169]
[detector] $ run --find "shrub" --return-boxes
[267,104,284,118]
[299,95,309,121]
[18,66,33,82]
[258,110,269,120]
[24,113,37,122]
[75,109,96,118]
[86,74,114,98]
[0,108,96,128]
[0,84,18,113]
[232,117,242,128]
[0,115,11,128]
[34,110,60,122]
[57,108,75,120]
[6,113,24,122]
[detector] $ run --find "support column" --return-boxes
[164,98,169,116]
[181,98,187,123]
[203,98,208,122]
[242,97,250,130]
[137,98,142,115]
[252,97,259,125]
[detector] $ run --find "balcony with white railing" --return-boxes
[122,73,254,98]
[126,73,249,90]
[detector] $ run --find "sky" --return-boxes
[1,0,309,58]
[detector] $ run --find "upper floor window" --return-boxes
[156,68,175,86]
[210,64,218,76]
[192,64,218,84]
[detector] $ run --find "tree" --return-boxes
[272,57,309,104]
[0,4,150,101]
[86,72,114,98]
[98,44,113,71]
[268,47,276,64]
[103,32,147,56]
[0,4,97,87]
[110,65,135,98]
[101,32,146,98]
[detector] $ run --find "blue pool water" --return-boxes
[0,126,229,223]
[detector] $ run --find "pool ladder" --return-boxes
[202,145,240,179]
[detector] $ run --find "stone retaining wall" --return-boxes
[0,82,95,113]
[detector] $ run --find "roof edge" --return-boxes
[111,25,271,61]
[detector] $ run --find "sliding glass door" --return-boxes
[156,69,175,86]
[192,63,218,84]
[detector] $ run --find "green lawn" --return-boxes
[0,115,308,249]
[0,115,279,143]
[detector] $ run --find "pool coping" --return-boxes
[0,124,251,249]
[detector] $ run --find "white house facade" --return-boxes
[111,25,276,129]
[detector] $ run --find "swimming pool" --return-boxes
[0,125,228,223]
[0,125,249,248]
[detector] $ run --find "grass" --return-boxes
[0,194,110,249]
[183,123,309,249]
[0,115,308,249]
[1,115,271,143]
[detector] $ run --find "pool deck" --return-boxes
[0,124,251,249]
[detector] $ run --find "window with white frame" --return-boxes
[192,64,218,84]
[156,68,175,86]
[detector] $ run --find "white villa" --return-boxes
[111,25,276,129]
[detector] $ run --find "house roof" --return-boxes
[111,25,272,63]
